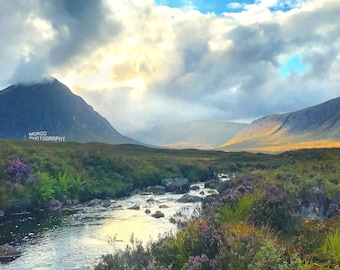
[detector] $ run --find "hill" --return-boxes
[0,78,138,144]
[129,120,248,149]
[220,96,340,152]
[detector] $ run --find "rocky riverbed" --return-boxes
[0,182,216,270]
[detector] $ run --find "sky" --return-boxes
[0,0,340,135]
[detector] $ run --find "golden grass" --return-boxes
[219,123,284,148]
[248,140,340,153]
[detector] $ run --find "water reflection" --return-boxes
[1,184,209,269]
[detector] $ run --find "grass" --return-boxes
[322,229,340,264]
[218,194,255,223]
[2,139,340,269]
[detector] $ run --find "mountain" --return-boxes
[220,96,340,152]
[129,120,249,149]
[0,78,138,144]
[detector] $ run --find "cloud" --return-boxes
[0,0,120,85]
[1,0,340,134]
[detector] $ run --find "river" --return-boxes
[0,183,212,270]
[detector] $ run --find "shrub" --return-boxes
[249,185,300,234]
[5,158,31,183]
[248,242,289,270]
[94,236,153,270]
[152,220,224,269]
[215,223,262,269]
[182,254,216,270]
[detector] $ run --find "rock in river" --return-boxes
[176,194,202,203]
[45,199,63,212]
[151,211,165,218]
[128,204,140,210]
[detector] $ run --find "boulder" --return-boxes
[146,198,155,203]
[102,200,112,208]
[161,178,190,194]
[145,209,151,214]
[45,199,63,212]
[190,185,200,190]
[207,190,219,195]
[128,204,140,210]
[152,211,165,218]
[176,194,202,203]
[0,244,22,263]
[146,185,166,194]
[5,199,33,215]
[86,199,101,207]
[204,179,219,189]
[327,202,340,219]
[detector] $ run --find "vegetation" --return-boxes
[91,145,340,269]
[1,139,340,269]
[0,139,291,210]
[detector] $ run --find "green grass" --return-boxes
[218,194,255,223]
[322,229,340,264]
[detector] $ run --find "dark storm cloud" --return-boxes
[4,0,120,85]
[1,0,340,134]
[44,0,121,67]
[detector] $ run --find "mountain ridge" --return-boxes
[0,78,138,145]
[129,120,248,148]
[220,96,340,152]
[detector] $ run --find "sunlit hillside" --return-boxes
[219,97,340,153]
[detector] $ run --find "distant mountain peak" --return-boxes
[0,78,138,145]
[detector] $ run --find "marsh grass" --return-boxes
[218,194,255,223]
[322,229,340,264]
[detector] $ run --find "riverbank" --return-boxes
[0,182,216,269]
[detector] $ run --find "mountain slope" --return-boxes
[220,96,340,152]
[0,78,137,144]
[130,120,248,148]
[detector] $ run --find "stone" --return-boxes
[128,204,140,210]
[86,199,101,207]
[146,198,155,203]
[0,244,22,263]
[190,185,200,190]
[145,209,151,214]
[102,200,112,208]
[176,194,202,203]
[146,185,166,194]
[161,178,190,194]
[45,199,63,212]
[151,211,165,218]
[159,205,169,208]
[204,179,219,189]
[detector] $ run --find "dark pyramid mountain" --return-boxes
[0,78,138,144]
[220,96,340,152]
[129,120,248,149]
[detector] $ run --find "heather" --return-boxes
[1,140,340,268]
[94,149,340,269]
[0,139,288,210]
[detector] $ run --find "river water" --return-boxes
[0,183,212,270]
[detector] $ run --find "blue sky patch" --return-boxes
[154,0,297,14]
[155,0,254,14]
[280,55,310,79]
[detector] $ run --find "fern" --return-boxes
[34,172,56,204]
